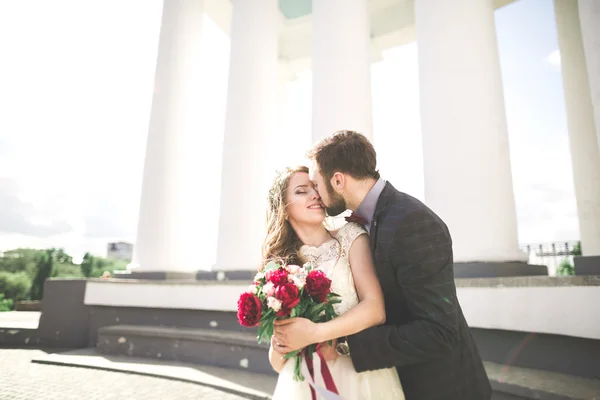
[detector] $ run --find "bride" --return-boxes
[262,166,404,400]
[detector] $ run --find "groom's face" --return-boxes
[309,164,347,217]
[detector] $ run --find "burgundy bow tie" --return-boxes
[345,212,367,225]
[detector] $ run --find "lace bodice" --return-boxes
[299,222,367,316]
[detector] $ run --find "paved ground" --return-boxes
[0,348,555,400]
[0,349,248,400]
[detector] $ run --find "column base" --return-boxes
[196,270,255,281]
[113,269,256,281]
[454,262,548,279]
[574,255,600,276]
[113,270,197,281]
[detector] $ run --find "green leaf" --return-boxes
[282,349,302,360]
[306,302,328,319]
[264,261,280,271]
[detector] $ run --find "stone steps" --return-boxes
[96,324,275,376]
[485,361,600,400]
[94,325,600,399]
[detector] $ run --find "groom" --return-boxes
[276,131,491,399]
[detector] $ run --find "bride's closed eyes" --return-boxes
[284,172,325,224]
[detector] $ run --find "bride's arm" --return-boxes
[272,233,385,353]
[313,234,386,343]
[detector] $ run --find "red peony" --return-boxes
[268,268,289,286]
[275,282,300,316]
[237,292,262,327]
[305,270,332,303]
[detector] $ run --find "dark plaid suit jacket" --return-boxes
[347,182,492,400]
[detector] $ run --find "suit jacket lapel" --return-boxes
[369,219,378,252]
[369,182,392,252]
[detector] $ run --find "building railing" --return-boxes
[520,240,581,276]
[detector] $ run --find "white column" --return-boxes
[311,0,374,142]
[555,0,600,256]
[416,0,526,263]
[579,0,600,149]
[129,0,205,272]
[214,0,279,271]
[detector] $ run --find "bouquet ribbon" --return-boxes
[304,344,339,400]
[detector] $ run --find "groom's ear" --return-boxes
[331,172,346,190]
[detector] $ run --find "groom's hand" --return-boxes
[318,340,339,362]
[273,317,318,353]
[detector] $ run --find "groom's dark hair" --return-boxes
[306,130,380,182]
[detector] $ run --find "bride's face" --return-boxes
[285,172,325,226]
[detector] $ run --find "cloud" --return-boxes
[83,213,135,239]
[0,177,73,237]
[81,191,138,240]
[546,49,561,67]
[0,136,10,156]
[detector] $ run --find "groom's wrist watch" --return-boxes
[335,336,350,356]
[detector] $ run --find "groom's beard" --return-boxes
[325,185,347,217]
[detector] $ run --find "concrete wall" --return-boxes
[85,276,600,341]
[2,276,599,381]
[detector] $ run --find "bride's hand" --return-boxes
[273,317,320,353]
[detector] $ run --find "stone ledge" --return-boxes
[98,325,265,348]
[454,262,548,278]
[456,275,600,287]
[574,255,600,276]
[97,325,273,375]
[88,275,600,288]
[485,361,600,400]
[87,278,250,286]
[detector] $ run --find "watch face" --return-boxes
[336,342,350,356]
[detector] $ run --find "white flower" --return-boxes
[247,284,258,295]
[263,281,275,297]
[254,272,265,281]
[286,264,301,274]
[267,296,282,312]
[291,275,306,289]
[303,261,315,271]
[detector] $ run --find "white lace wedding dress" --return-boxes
[272,222,405,400]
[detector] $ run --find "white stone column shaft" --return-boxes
[311,0,374,142]
[555,0,600,256]
[416,0,526,262]
[579,0,600,149]
[130,0,205,272]
[214,0,279,270]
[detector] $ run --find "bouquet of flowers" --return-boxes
[237,260,341,381]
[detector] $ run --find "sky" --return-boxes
[0,0,580,263]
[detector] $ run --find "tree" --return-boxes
[29,250,54,300]
[0,248,45,276]
[80,252,95,278]
[557,259,575,276]
[572,242,582,256]
[0,294,13,312]
[0,271,30,301]
[54,248,73,264]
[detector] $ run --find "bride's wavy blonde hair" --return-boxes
[261,166,309,270]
